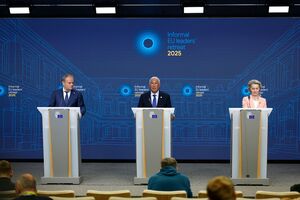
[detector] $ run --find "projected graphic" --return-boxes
[136,32,160,56]
[0,19,300,160]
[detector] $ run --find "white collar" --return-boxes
[151,91,159,97]
[63,88,71,93]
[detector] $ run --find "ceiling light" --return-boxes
[9,7,30,14]
[268,6,289,13]
[96,7,116,14]
[184,6,204,14]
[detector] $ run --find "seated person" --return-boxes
[0,160,15,191]
[148,157,193,198]
[291,184,300,192]
[207,176,236,200]
[14,173,52,200]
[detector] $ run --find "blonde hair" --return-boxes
[248,79,262,90]
[207,176,236,200]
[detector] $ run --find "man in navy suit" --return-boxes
[49,73,86,116]
[138,76,172,108]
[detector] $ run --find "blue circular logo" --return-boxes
[241,85,250,96]
[120,85,132,96]
[57,84,63,90]
[137,32,160,56]
[0,85,6,97]
[182,85,193,96]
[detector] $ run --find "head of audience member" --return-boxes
[248,79,262,97]
[207,176,236,200]
[161,157,177,169]
[61,73,74,92]
[149,76,161,93]
[16,173,37,195]
[0,160,13,178]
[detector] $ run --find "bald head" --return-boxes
[16,173,37,194]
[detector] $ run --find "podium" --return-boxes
[132,107,175,184]
[37,107,82,184]
[229,108,272,185]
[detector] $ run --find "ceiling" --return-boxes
[0,0,300,17]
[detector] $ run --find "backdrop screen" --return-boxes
[0,18,300,160]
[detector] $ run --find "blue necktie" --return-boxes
[64,91,69,105]
[152,94,157,107]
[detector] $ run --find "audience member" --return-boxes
[148,157,193,197]
[290,184,300,192]
[0,160,15,191]
[14,173,52,200]
[207,176,236,200]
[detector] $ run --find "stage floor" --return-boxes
[11,162,300,197]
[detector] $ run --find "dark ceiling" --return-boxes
[0,0,300,17]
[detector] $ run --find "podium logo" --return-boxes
[247,112,255,120]
[55,111,64,119]
[149,111,158,119]
[0,85,6,97]
[136,32,160,56]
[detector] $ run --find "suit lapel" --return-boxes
[157,94,162,107]
[59,90,67,106]
[147,92,152,107]
[67,90,75,106]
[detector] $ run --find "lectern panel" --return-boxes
[143,109,164,177]
[49,109,70,177]
[240,110,261,178]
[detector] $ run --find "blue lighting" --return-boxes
[136,32,160,56]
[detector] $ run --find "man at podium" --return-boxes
[138,76,172,108]
[49,73,86,116]
[242,79,267,108]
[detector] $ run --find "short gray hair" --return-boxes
[149,76,160,84]
[248,79,262,90]
[61,73,74,82]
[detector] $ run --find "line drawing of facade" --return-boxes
[0,19,300,160]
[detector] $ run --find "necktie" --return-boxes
[64,91,69,105]
[152,94,157,107]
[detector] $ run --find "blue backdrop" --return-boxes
[0,18,300,160]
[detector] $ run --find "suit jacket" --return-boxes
[48,89,86,116]
[242,95,267,108]
[138,91,172,108]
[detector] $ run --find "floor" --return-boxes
[10,162,300,198]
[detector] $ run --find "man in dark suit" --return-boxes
[138,76,172,108]
[49,73,86,116]
[14,173,52,200]
[0,160,15,191]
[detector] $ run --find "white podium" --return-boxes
[132,107,175,184]
[37,107,82,184]
[229,108,272,185]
